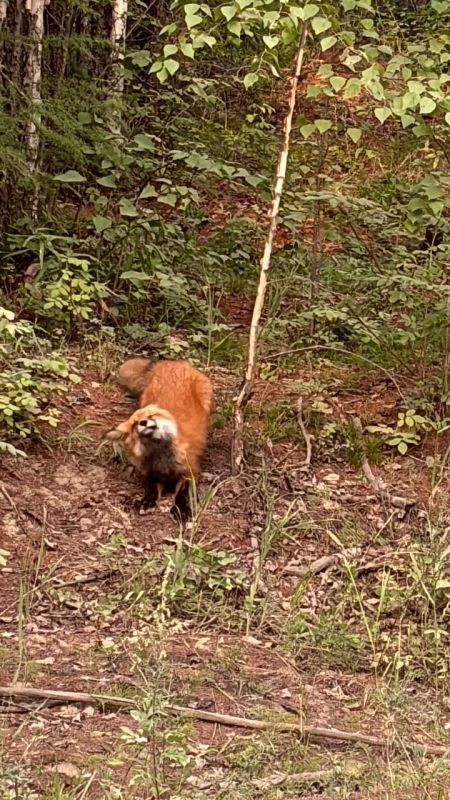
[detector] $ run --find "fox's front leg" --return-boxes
[171,478,196,523]
[139,477,162,514]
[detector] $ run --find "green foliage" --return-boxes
[0,307,80,451]
[367,409,433,454]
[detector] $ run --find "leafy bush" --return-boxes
[0,307,81,455]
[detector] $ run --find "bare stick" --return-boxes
[253,769,335,788]
[353,418,413,510]
[296,397,313,468]
[284,553,340,578]
[232,23,309,474]
[0,686,447,756]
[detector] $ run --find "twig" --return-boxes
[253,769,335,788]
[78,770,97,800]
[53,570,118,590]
[353,418,414,510]
[284,553,340,578]
[232,22,309,474]
[0,685,447,756]
[296,398,313,468]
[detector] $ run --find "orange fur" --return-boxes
[108,359,213,484]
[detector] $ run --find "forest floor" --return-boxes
[0,354,450,799]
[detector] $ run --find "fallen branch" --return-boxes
[353,418,414,510]
[232,23,309,474]
[0,685,447,756]
[284,553,340,578]
[296,397,313,468]
[253,769,336,788]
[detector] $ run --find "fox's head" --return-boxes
[105,404,178,461]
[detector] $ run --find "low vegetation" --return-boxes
[0,0,449,797]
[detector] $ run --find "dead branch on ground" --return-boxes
[0,685,447,757]
[232,22,309,474]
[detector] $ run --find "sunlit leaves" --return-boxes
[347,127,362,143]
[54,170,86,183]
[321,35,338,51]
[311,16,331,34]
[374,107,392,123]
[243,72,259,89]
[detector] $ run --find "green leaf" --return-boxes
[92,215,112,233]
[139,185,158,199]
[300,123,316,139]
[263,35,279,49]
[185,11,202,28]
[347,127,361,143]
[344,78,361,98]
[150,60,163,74]
[318,64,333,77]
[243,72,259,89]
[341,0,356,8]
[180,42,195,58]
[97,174,117,188]
[121,270,152,283]
[290,6,304,19]
[263,10,280,26]
[303,3,320,19]
[311,16,331,34]
[228,19,241,35]
[163,44,178,57]
[221,4,236,21]
[164,58,180,76]
[321,35,337,51]
[431,0,449,13]
[306,84,322,98]
[330,75,345,92]
[445,112,450,126]
[419,96,437,114]
[401,114,415,128]
[157,193,178,206]
[134,133,156,150]
[315,118,332,133]
[129,50,151,67]
[398,441,408,455]
[374,107,391,123]
[54,170,86,183]
[119,198,139,217]
[156,67,169,83]
[78,112,92,125]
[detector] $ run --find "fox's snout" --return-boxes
[136,418,157,436]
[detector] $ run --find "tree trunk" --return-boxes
[25,0,46,172]
[0,0,7,27]
[110,0,128,134]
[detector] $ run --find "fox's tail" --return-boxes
[117,357,152,398]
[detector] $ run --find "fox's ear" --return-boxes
[104,420,130,441]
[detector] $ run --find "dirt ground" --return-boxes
[1,364,449,799]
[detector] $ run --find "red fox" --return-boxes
[106,359,213,520]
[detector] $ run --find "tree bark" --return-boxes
[25,0,46,172]
[110,0,128,134]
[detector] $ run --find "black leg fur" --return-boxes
[139,476,159,513]
[171,480,193,524]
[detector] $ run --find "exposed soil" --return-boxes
[0,363,449,798]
